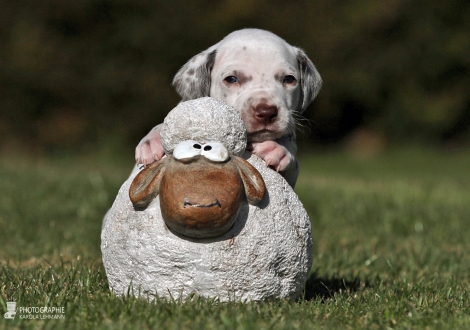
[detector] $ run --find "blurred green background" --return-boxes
[1,0,469,155]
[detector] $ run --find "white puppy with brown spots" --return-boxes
[135,28,322,187]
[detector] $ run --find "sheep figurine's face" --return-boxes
[129,140,266,238]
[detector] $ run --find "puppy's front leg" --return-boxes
[248,136,299,188]
[135,124,165,165]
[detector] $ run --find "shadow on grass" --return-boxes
[304,271,370,301]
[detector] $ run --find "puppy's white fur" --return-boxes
[136,29,322,187]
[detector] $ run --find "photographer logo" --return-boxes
[4,302,65,320]
[4,302,17,319]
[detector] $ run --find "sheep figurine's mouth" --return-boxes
[183,198,221,208]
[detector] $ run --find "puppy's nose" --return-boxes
[253,104,278,124]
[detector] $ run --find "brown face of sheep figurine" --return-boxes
[129,140,266,238]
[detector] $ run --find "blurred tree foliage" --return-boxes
[0,0,469,152]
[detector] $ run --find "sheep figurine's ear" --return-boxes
[129,158,169,209]
[232,156,266,205]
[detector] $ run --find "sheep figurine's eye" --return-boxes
[173,140,202,160]
[201,142,229,162]
[173,140,229,162]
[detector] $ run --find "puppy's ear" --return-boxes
[129,158,168,209]
[295,48,322,113]
[172,46,218,100]
[232,156,266,205]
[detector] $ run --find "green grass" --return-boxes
[1,147,470,329]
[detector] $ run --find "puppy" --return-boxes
[135,28,322,187]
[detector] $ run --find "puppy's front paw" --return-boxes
[135,129,165,166]
[249,141,294,172]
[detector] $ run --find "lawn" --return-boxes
[1,147,469,329]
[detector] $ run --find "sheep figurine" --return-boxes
[101,97,312,301]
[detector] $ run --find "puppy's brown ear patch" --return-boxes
[232,156,266,205]
[129,158,168,209]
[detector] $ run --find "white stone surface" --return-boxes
[160,97,247,157]
[101,97,312,301]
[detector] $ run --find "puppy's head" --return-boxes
[172,29,322,143]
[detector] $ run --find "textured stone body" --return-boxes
[102,155,312,301]
[101,97,312,301]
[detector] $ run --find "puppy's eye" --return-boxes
[283,75,297,84]
[224,76,238,84]
[201,142,229,162]
[173,140,202,160]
